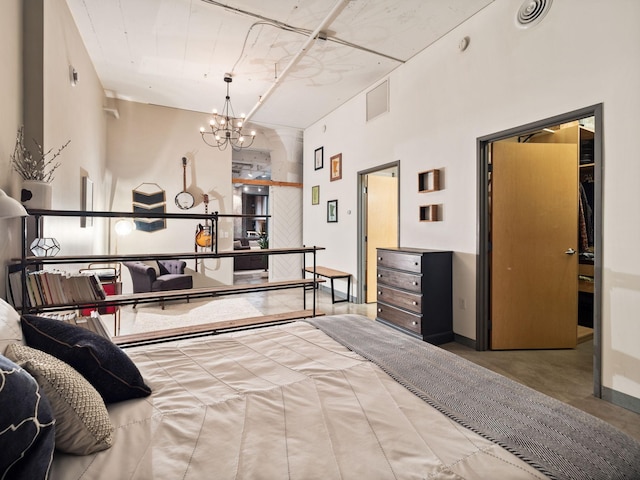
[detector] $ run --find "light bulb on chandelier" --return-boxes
[200,75,256,151]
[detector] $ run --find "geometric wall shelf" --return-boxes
[418,169,441,193]
[419,204,440,222]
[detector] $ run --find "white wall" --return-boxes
[42,0,107,257]
[0,0,23,299]
[303,0,640,401]
[106,99,235,288]
[1,0,107,297]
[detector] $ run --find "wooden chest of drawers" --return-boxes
[376,248,453,345]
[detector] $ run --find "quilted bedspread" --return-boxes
[51,318,547,479]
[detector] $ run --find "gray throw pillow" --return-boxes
[5,344,114,455]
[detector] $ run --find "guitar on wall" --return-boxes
[195,194,213,249]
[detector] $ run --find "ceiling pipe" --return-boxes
[244,0,352,124]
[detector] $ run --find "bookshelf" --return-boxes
[9,209,324,323]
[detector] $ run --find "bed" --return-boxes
[1,299,639,479]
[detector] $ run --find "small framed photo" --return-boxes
[330,153,342,181]
[314,147,324,170]
[327,199,338,223]
[311,185,320,205]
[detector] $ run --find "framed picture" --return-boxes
[330,153,342,181]
[311,185,320,205]
[81,176,94,228]
[314,147,324,170]
[327,199,338,223]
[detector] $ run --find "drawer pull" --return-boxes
[414,262,419,266]
[412,281,418,286]
[378,291,382,295]
[377,274,382,278]
[378,257,382,261]
[412,321,418,326]
[377,308,382,312]
[412,301,417,305]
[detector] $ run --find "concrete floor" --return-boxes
[112,271,640,443]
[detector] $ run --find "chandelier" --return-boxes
[200,75,256,151]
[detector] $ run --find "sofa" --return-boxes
[122,260,193,294]
[233,238,266,271]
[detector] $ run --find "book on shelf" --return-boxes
[12,270,108,308]
[7,271,25,308]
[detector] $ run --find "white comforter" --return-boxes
[52,321,545,479]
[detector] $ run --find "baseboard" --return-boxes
[602,386,640,415]
[453,333,476,349]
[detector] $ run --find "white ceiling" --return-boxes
[65,0,494,131]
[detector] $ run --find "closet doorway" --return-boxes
[477,105,602,395]
[357,162,400,303]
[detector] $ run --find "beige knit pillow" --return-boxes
[4,343,114,455]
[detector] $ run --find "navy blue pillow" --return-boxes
[0,354,55,479]
[21,315,151,403]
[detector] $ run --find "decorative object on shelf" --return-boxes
[327,199,338,223]
[330,153,342,181]
[30,237,60,257]
[314,147,324,170]
[10,126,70,182]
[418,169,441,193]
[311,185,320,205]
[11,125,70,210]
[0,189,28,218]
[81,176,94,227]
[132,183,166,232]
[199,75,256,151]
[20,180,52,210]
[175,157,194,210]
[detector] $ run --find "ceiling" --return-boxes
[65,0,494,132]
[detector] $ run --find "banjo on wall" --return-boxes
[175,157,194,209]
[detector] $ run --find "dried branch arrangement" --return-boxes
[10,125,70,182]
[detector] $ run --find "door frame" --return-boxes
[476,104,603,397]
[357,161,400,303]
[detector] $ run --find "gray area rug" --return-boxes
[305,314,640,480]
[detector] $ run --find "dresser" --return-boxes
[376,248,453,345]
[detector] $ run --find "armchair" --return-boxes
[123,260,193,295]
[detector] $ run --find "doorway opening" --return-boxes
[477,104,602,397]
[357,162,400,303]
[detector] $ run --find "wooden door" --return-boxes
[366,174,398,303]
[491,142,578,349]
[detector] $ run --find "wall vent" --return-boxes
[516,0,552,29]
[366,80,389,122]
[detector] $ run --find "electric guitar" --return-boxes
[195,194,213,248]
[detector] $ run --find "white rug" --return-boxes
[122,297,263,335]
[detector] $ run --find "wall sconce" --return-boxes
[30,237,60,257]
[70,65,79,86]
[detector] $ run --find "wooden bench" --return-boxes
[304,266,351,304]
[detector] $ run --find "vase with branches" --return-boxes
[10,125,70,182]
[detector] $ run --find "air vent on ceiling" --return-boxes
[516,0,552,29]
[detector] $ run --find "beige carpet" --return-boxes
[122,297,263,335]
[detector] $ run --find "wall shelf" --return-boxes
[418,169,441,193]
[419,205,439,222]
